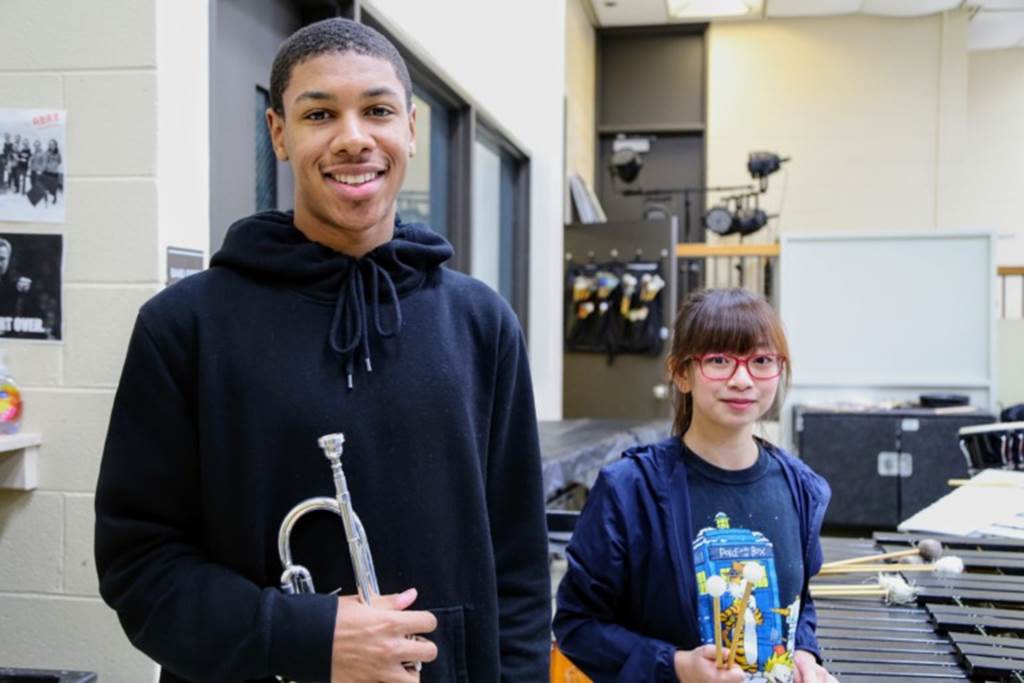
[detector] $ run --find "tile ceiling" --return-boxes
[590,0,1024,49]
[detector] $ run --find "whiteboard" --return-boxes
[779,232,997,447]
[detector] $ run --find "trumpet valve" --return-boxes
[280,564,315,595]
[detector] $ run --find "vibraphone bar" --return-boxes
[814,533,1024,681]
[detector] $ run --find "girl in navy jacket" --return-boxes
[554,288,835,683]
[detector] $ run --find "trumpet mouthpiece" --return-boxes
[318,433,346,459]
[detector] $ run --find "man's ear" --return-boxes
[266,108,288,161]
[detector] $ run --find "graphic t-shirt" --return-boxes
[684,443,805,682]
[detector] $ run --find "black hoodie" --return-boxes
[94,211,551,682]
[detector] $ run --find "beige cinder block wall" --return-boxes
[0,1,208,681]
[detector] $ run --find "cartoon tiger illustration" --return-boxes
[763,645,795,682]
[721,571,765,672]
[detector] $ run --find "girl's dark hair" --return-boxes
[668,288,791,436]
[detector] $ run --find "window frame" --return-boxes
[357,4,531,333]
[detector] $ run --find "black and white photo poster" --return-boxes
[0,233,62,341]
[0,109,67,224]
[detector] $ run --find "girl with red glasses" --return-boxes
[555,288,835,683]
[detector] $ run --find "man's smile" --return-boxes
[328,171,384,186]
[323,166,388,201]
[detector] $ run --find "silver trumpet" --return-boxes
[277,432,421,675]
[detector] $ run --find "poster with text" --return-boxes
[0,233,62,341]
[0,109,67,224]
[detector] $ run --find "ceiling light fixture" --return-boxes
[666,0,755,20]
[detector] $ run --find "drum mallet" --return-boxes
[821,538,943,570]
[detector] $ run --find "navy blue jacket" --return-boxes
[553,437,830,682]
[94,212,551,683]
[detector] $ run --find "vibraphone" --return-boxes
[815,533,1024,681]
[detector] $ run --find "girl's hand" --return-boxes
[793,649,838,683]
[673,644,746,683]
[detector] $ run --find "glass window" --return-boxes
[471,134,521,304]
[254,86,277,212]
[398,91,450,236]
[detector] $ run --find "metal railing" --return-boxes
[999,266,1024,320]
[676,243,781,308]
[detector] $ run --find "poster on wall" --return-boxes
[0,109,67,224]
[0,233,63,341]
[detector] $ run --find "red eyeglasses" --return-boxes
[690,353,786,381]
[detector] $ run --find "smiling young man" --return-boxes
[95,18,551,683]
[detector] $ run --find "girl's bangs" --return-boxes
[688,298,786,356]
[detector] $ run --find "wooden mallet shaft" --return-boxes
[811,589,888,598]
[812,583,885,591]
[811,585,888,597]
[713,595,723,668]
[819,563,945,574]
[726,581,754,668]
[821,548,920,568]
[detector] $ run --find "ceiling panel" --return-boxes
[975,0,1024,8]
[766,0,862,17]
[860,0,961,16]
[968,11,1024,49]
[589,0,1024,51]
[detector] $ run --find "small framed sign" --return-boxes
[166,247,204,286]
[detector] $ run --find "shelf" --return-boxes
[598,123,705,135]
[0,432,41,491]
[676,243,781,258]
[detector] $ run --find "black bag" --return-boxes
[563,258,667,360]
[27,182,46,206]
[563,261,621,357]
[616,261,667,356]
[1001,403,1024,422]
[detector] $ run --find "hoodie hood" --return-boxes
[211,210,453,388]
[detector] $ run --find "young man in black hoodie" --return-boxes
[95,18,551,683]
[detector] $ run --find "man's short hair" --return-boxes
[270,18,412,115]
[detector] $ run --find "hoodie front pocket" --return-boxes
[422,605,469,683]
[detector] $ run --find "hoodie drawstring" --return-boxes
[328,260,403,389]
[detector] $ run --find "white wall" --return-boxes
[970,48,1024,407]
[365,0,567,420]
[707,13,969,237]
[998,320,1024,407]
[156,0,211,274]
[966,49,1024,267]
[0,1,208,680]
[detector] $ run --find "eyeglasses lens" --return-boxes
[700,355,781,379]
